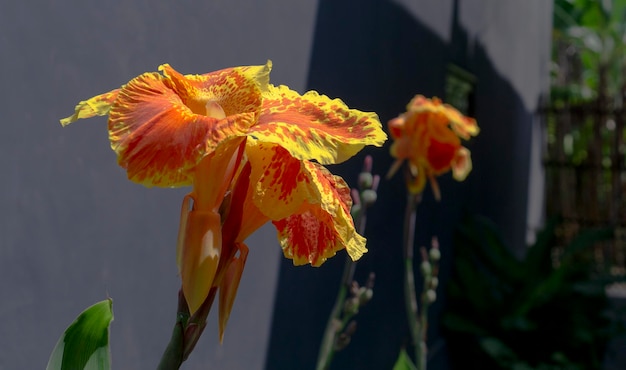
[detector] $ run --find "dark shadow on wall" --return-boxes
[265,0,533,369]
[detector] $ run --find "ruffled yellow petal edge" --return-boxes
[60,90,120,126]
[251,85,387,165]
[272,161,367,266]
[246,140,365,265]
[407,95,479,140]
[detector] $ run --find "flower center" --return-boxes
[205,101,226,119]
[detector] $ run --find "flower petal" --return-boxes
[109,70,257,187]
[180,209,222,315]
[407,161,428,195]
[451,146,473,181]
[220,161,270,243]
[193,138,246,211]
[60,89,120,126]
[218,242,248,343]
[246,140,309,220]
[407,95,479,139]
[426,139,459,174]
[273,200,367,266]
[159,61,270,118]
[246,140,366,265]
[250,85,386,164]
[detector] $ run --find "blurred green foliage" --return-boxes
[552,0,626,103]
[442,216,621,369]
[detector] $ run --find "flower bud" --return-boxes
[420,261,432,276]
[361,189,377,207]
[429,248,441,262]
[430,277,439,289]
[358,287,374,305]
[425,289,437,303]
[358,172,374,189]
[344,297,360,316]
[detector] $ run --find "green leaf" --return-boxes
[561,227,614,261]
[392,349,417,370]
[523,217,558,277]
[47,299,114,370]
[480,337,519,365]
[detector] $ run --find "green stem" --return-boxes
[403,192,425,370]
[315,196,369,370]
[419,254,431,370]
[157,290,189,370]
[315,258,352,370]
[157,287,217,369]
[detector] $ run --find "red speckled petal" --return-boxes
[407,95,479,139]
[272,170,366,266]
[159,62,270,118]
[250,85,386,165]
[109,70,256,187]
[246,140,365,265]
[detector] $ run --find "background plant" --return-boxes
[443,215,620,369]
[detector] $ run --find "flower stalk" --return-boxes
[402,190,442,370]
[402,192,423,368]
[157,287,219,369]
[316,156,378,370]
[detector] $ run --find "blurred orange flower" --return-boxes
[61,61,386,340]
[386,95,479,200]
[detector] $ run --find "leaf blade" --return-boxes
[47,299,114,370]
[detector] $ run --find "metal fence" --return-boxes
[541,101,626,275]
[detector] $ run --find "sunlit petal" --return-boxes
[159,62,270,118]
[60,90,120,126]
[181,209,222,314]
[176,194,194,271]
[193,139,246,211]
[246,140,309,219]
[274,202,367,266]
[251,85,386,164]
[407,95,479,139]
[244,140,365,265]
[218,243,248,343]
[109,71,256,187]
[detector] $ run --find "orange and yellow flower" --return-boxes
[60,61,386,341]
[386,95,479,200]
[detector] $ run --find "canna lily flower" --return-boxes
[386,95,479,200]
[60,61,386,341]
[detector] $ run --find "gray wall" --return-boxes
[0,1,318,369]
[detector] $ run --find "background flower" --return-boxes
[387,95,479,199]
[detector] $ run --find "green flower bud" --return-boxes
[430,277,439,289]
[425,289,437,303]
[358,172,374,189]
[358,287,374,305]
[429,248,441,262]
[361,189,377,206]
[420,261,432,276]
